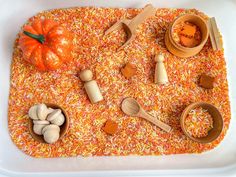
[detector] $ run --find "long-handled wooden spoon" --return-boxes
[121,97,172,132]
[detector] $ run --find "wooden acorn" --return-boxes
[28,103,69,144]
[42,124,60,144]
[154,54,169,85]
[79,69,103,104]
[47,109,65,126]
[28,103,54,120]
[32,120,49,135]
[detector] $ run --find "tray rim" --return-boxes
[1,0,236,176]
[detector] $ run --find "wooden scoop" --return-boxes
[105,4,156,50]
[121,97,172,132]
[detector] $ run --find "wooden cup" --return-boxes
[180,102,223,143]
[165,14,209,58]
[28,103,69,143]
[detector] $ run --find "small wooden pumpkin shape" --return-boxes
[19,19,73,71]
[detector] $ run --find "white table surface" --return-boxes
[1,0,236,177]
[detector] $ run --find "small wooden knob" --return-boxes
[79,70,93,82]
[154,54,164,62]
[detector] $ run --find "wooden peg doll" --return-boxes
[154,54,169,85]
[79,69,103,103]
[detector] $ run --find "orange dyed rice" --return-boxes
[185,107,213,138]
[8,7,230,158]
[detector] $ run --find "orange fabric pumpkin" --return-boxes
[19,19,73,71]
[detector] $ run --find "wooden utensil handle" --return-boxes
[128,4,156,31]
[140,109,172,133]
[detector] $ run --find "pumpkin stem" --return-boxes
[23,31,45,44]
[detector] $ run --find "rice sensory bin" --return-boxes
[8,6,230,157]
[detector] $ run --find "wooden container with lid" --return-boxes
[165,14,209,58]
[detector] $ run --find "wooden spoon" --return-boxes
[121,97,172,132]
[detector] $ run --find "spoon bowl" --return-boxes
[121,97,141,116]
[121,97,172,132]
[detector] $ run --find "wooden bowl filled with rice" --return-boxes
[180,102,223,143]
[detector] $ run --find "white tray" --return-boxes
[0,0,236,176]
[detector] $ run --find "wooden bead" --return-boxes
[79,69,93,82]
[154,54,164,62]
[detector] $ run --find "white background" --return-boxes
[0,0,236,176]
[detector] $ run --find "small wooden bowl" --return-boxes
[180,102,223,143]
[165,14,209,58]
[28,103,69,143]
